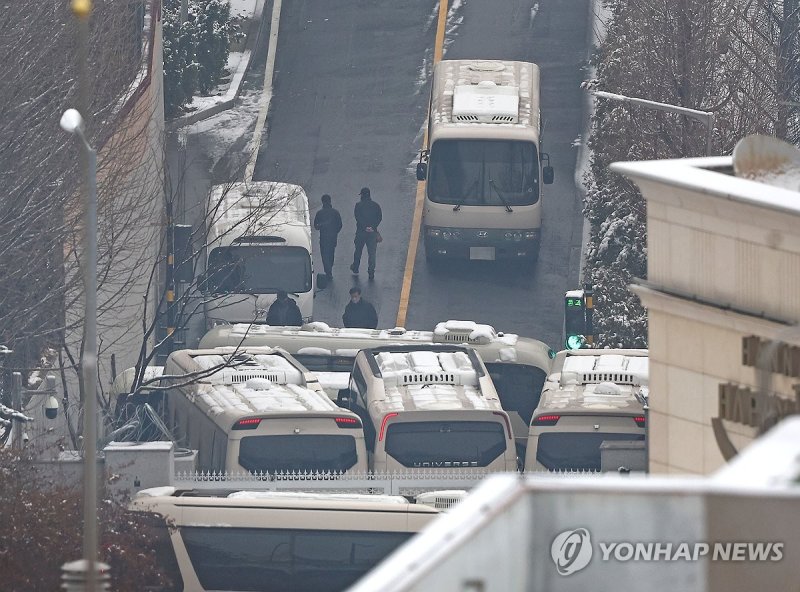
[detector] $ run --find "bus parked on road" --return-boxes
[199,320,555,458]
[416,59,554,264]
[131,488,442,592]
[163,347,368,475]
[343,344,518,473]
[202,182,314,327]
[525,349,648,472]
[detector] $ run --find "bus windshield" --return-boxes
[385,421,506,468]
[427,139,539,206]
[181,526,412,592]
[207,245,312,294]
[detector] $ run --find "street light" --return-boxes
[592,90,715,156]
[60,106,100,591]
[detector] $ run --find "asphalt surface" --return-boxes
[245,0,589,349]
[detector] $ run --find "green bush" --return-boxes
[163,0,239,117]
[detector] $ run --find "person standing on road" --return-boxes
[350,187,382,280]
[313,194,342,280]
[265,290,303,326]
[342,287,378,329]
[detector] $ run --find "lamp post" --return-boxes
[592,90,715,156]
[60,107,99,592]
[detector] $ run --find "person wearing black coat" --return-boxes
[265,291,303,326]
[342,287,378,329]
[350,187,382,280]
[313,194,343,279]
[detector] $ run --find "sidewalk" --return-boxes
[166,0,267,131]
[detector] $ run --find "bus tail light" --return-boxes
[378,413,398,441]
[533,414,560,426]
[634,416,646,428]
[335,416,361,429]
[233,418,262,430]
[493,411,513,440]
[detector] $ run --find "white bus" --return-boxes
[199,320,554,459]
[524,349,648,472]
[416,59,554,263]
[131,488,442,592]
[344,345,518,473]
[202,182,314,326]
[163,347,368,475]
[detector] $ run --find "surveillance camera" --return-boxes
[22,431,29,445]
[45,395,58,420]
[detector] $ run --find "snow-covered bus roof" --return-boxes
[163,347,338,427]
[199,320,554,369]
[206,181,311,249]
[358,345,502,414]
[429,60,541,143]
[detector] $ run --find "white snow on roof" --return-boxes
[296,346,333,356]
[227,491,410,504]
[375,351,477,386]
[192,353,304,385]
[198,381,335,416]
[314,372,350,392]
[372,351,491,411]
[542,383,640,411]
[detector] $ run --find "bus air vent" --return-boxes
[415,490,468,510]
[578,371,640,386]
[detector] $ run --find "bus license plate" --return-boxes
[470,247,495,260]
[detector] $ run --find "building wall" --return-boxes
[615,158,800,475]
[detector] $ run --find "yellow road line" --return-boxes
[395,0,448,328]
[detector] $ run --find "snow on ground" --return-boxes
[229,0,259,20]
[182,87,261,168]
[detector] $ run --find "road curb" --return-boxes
[167,0,268,131]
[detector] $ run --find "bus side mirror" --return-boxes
[337,389,353,407]
[541,152,554,184]
[416,150,429,181]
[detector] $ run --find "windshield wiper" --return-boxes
[489,179,514,212]
[452,178,480,211]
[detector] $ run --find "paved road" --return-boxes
[250,0,589,349]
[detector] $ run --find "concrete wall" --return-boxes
[612,157,800,475]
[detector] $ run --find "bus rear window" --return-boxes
[239,434,358,474]
[384,421,506,468]
[536,432,645,472]
[181,526,413,592]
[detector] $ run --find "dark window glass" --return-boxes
[292,355,355,373]
[536,432,646,472]
[238,434,358,474]
[485,363,547,426]
[427,139,539,206]
[207,246,312,294]
[182,526,413,592]
[385,421,506,467]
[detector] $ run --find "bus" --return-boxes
[524,349,648,472]
[131,488,442,592]
[202,181,314,327]
[163,347,368,475]
[199,320,555,459]
[344,345,518,473]
[415,59,554,263]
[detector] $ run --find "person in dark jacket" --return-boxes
[265,290,303,326]
[342,287,378,329]
[313,194,343,279]
[350,187,382,280]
